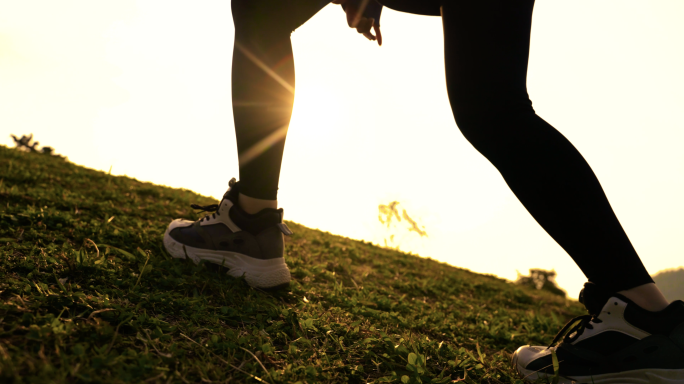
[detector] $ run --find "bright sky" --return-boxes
[1,1,683,299]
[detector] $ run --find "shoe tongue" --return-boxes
[579,282,615,316]
[220,179,283,234]
[223,178,240,204]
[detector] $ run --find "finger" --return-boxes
[361,19,376,40]
[374,25,382,46]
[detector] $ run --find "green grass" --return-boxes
[0,145,585,383]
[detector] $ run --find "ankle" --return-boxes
[238,193,277,215]
[618,283,669,312]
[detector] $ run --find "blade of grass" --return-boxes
[133,253,150,289]
[241,347,274,383]
[476,341,485,365]
[87,309,115,320]
[105,315,133,355]
[551,348,560,384]
[85,239,100,258]
[98,244,136,261]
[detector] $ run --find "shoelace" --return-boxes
[548,314,603,348]
[189,179,238,222]
[191,204,221,222]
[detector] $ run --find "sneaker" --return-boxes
[512,282,684,383]
[163,178,293,289]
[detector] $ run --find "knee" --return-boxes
[454,111,503,157]
[450,87,534,148]
[452,102,534,161]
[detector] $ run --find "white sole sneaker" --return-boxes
[163,222,291,289]
[513,283,684,384]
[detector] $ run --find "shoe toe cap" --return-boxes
[166,219,212,249]
[513,345,551,371]
[166,219,194,232]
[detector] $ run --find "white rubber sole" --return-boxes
[517,364,684,383]
[163,226,291,289]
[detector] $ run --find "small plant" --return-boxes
[378,201,427,249]
[11,134,59,156]
[516,268,566,297]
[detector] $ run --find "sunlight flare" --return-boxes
[238,124,289,166]
[234,41,294,94]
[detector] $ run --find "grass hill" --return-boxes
[0,145,585,384]
[654,268,684,303]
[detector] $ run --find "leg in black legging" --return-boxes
[231,0,330,200]
[438,0,652,292]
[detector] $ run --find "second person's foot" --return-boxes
[512,282,684,383]
[163,178,293,289]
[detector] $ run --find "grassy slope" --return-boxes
[0,146,585,384]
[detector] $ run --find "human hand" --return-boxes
[332,0,383,46]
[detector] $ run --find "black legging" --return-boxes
[230,0,653,293]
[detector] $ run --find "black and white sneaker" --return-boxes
[512,282,684,383]
[163,178,293,289]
